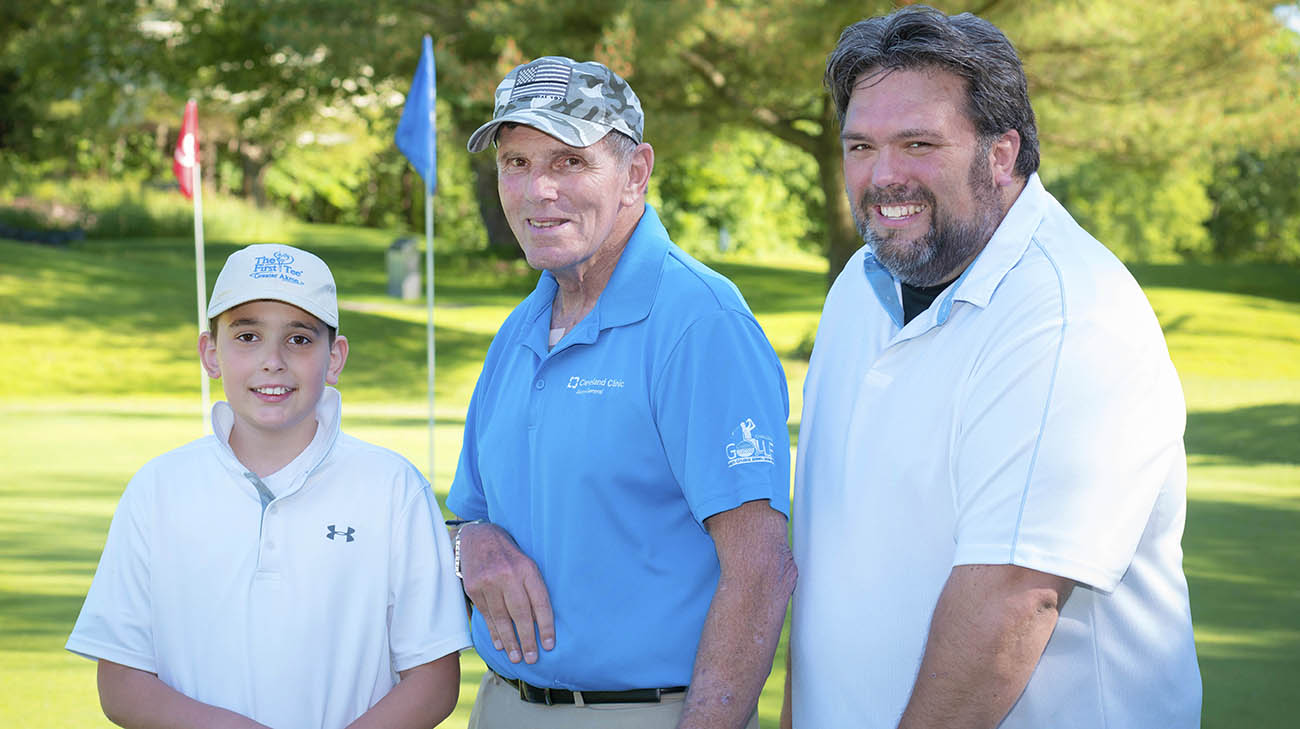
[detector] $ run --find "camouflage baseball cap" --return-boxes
[466,56,643,153]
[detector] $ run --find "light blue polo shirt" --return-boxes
[447,204,790,691]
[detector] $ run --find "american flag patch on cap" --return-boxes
[509,62,571,102]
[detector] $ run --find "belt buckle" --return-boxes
[516,680,554,705]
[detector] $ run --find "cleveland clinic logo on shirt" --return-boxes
[565,374,625,396]
[725,418,776,468]
[249,250,305,286]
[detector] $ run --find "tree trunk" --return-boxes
[470,154,520,257]
[238,141,270,206]
[403,169,416,230]
[814,107,859,289]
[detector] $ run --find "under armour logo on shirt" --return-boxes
[326,525,356,542]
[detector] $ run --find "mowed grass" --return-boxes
[1,233,1296,728]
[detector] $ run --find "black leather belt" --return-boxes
[494,670,687,705]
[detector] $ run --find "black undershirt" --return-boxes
[900,279,956,325]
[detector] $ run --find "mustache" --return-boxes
[860,185,936,208]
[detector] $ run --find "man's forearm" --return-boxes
[897,564,1073,729]
[678,501,797,729]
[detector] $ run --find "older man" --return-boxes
[447,56,795,729]
[786,6,1200,729]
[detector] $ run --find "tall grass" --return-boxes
[2,176,298,243]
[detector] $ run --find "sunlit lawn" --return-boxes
[1,234,1296,727]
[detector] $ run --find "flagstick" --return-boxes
[192,161,210,434]
[425,188,435,481]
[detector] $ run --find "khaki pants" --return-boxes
[466,671,761,729]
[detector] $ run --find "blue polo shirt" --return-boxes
[447,204,790,691]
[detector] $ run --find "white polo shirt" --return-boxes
[791,175,1201,728]
[68,388,470,729]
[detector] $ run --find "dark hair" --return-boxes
[824,5,1039,178]
[208,316,337,346]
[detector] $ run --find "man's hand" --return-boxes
[457,522,555,664]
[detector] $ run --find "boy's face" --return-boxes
[198,300,348,444]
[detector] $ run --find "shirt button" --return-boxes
[266,541,276,550]
[535,378,545,390]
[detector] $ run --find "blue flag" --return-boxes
[396,35,436,194]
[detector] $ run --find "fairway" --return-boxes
[1,234,1296,728]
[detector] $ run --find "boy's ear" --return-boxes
[198,331,222,379]
[325,335,349,386]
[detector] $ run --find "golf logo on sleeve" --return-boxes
[249,250,305,285]
[725,418,776,467]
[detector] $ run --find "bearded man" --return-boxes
[785,6,1201,729]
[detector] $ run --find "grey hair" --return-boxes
[495,123,639,164]
[600,129,640,164]
[824,4,1039,178]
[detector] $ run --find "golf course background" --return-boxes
[1,227,1296,727]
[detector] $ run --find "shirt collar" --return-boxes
[520,203,670,354]
[211,386,342,495]
[862,173,1049,329]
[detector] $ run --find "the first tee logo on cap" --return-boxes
[249,250,305,286]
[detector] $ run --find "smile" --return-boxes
[527,218,567,229]
[878,204,926,219]
[253,386,292,396]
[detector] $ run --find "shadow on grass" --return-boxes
[708,261,828,316]
[341,311,494,400]
[0,505,111,639]
[1183,496,1300,726]
[1186,403,1300,465]
[1129,262,1300,304]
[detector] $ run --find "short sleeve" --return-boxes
[66,470,157,670]
[388,472,472,671]
[653,310,791,525]
[446,348,492,521]
[953,313,1185,592]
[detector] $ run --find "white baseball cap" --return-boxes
[207,244,339,329]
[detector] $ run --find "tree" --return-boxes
[1207,146,1300,263]
[5,0,1295,274]
[624,0,1296,283]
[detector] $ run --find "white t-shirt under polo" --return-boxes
[791,175,1200,728]
[68,387,470,729]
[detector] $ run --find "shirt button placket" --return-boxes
[528,362,547,429]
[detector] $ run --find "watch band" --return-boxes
[453,519,485,579]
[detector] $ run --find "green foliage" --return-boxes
[3,0,1300,277]
[1206,146,1300,263]
[1045,160,1214,263]
[3,176,297,243]
[652,128,825,259]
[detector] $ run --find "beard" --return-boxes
[853,149,1003,287]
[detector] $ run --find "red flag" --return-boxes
[173,100,199,199]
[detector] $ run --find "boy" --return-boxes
[67,244,470,729]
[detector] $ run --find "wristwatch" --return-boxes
[448,519,485,579]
